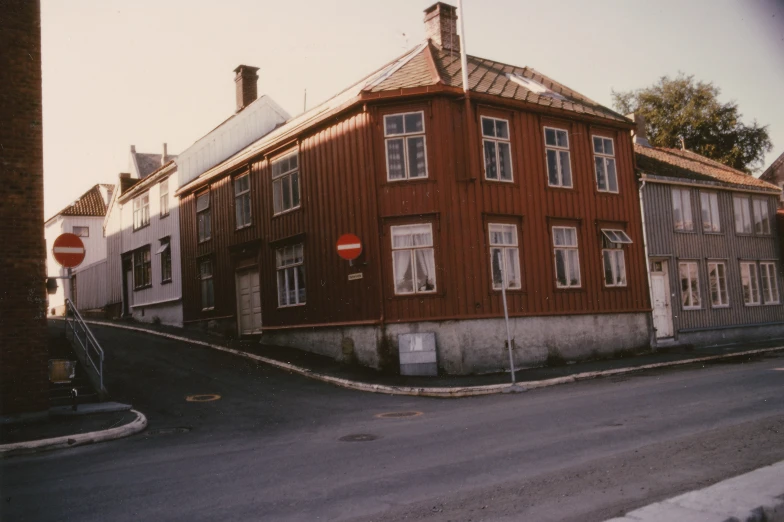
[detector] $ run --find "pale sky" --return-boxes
[41,0,784,218]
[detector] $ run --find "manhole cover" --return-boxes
[339,434,380,442]
[375,411,423,419]
[185,394,221,402]
[146,427,192,436]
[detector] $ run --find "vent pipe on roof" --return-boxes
[234,65,260,113]
[424,2,460,53]
[162,143,168,165]
[679,135,686,151]
[628,113,651,148]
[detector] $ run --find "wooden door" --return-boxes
[236,268,262,335]
[650,260,673,339]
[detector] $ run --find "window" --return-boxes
[482,117,513,182]
[391,224,436,295]
[160,178,169,217]
[760,262,780,304]
[672,188,693,231]
[199,258,214,310]
[72,226,89,237]
[752,198,771,235]
[488,224,521,290]
[272,151,300,215]
[708,262,729,307]
[133,246,151,289]
[133,193,150,230]
[600,229,632,287]
[384,112,427,181]
[544,127,572,188]
[700,192,721,232]
[740,262,760,305]
[157,237,171,283]
[196,191,211,242]
[679,261,701,309]
[552,226,580,288]
[733,195,752,234]
[592,136,618,193]
[234,173,251,228]
[276,244,306,307]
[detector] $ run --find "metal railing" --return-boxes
[64,298,106,398]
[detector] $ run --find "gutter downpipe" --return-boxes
[638,176,656,348]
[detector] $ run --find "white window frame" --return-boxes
[600,229,631,288]
[160,178,170,217]
[481,116,513,182]
[390,223,437,295]
[707,261,729,308]
[133,192,150,231]
[552,226,581,288]
[700,191,721,233]
[592,136,618,193]
[672,188,693,231]
[760,261,780,305]
[752,198,771,235]
[679,261,701,310]
[544,127,572,188]
[72,226,89,237]
[740,261,760,306]
[234,173,252,229]
[733,195,753,235]
[488,223,521,290]
[276,244,306,307]
[196,191,211,242]
[383,111,428,182]
[272,151,301,215]
[199,258,214,310]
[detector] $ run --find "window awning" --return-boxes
[156,242,170,255]
[601,229,633,244]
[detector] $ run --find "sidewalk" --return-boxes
[79,318,784,397]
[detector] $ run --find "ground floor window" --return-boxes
[488,223,521,290]
[200,258,214,310]
[679,261,701,309]
[276,244,306,307]
[740,262,760,305]
[600,230,631,288]
[707,261,729,307]
[552,226,580,288]
[133,246,151,289]
[158,237,172,283]
[390,223,436,295]
[760,262,779,305]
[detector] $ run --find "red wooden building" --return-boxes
[176,2,651,374]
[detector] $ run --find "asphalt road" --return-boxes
[2,325,783,522]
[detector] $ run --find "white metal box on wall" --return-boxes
[398,333,437,376]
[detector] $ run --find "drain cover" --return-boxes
[375,411,423,419]
[339,434,380,442]
[146,427,192,436]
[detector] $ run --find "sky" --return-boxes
[41,0,784,218]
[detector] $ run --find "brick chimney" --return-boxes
[234,65,259,113]
[424,2,460,53]
[628,113,651,147]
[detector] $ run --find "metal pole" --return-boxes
[457,0,469,93]
[501,276,516,384]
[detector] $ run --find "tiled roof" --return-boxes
[53,184,114,219]
[635,144,780,192]
[370,42,629,124]
[760,151,784,183]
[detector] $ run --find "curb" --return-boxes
[72,319,784,398]
[0,409,148,458]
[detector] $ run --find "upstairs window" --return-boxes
[157,237,172,283]
[707,261,729,307]
[592,136,618,193]
[72,226,89,237]
[234,173,252,228]
[481,117,513,182]
[133,193,150,230]
[679,261,701,309]
[391,224,436,295]
[276,244,306,307]
[733,195,752,234]
[384,112,427,181]
[488,223,521,290]
[740,261,760,305]
[272,151,300,215]
[552,226,580,288]
[196,191,211,242]
[133,246,151,289]
[752,198,771,235]
[760,262,780,305]
[672,188,693,231]
[160,178,170,217]
[700,192,721,233]
[199,258,214,310]
[544,127,572,188]
[601,229,632,287]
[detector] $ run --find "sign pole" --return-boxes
[501,277,515,384]
[67,267,73,307]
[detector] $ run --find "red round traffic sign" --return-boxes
[52,233,86,268]
[336,233,362,261]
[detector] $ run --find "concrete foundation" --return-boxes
[667,322,784,349]
[130,301,183,327]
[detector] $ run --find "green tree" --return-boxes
[612,73,772,173]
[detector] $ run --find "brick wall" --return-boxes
[0,0,50,415]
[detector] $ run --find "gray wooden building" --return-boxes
[635,139,784,346]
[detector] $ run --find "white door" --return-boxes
[236,268,262,335]
[650,261,673,338]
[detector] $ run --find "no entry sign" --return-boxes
[52,233,86,268]
[336,233,362,261]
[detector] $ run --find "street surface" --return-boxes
[2,325,783,521]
